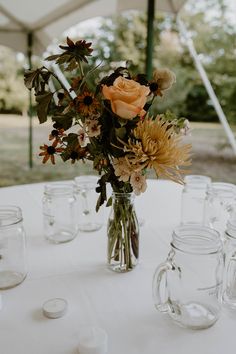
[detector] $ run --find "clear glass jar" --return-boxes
[205,182,236,238]
[0,206,27,289]
[43,183,77,243]
[181,175,212,225]
[107,192,139,273]
[153,225,224,329]
[74,175,103,232]
[222,219,236,308]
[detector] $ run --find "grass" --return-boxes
[0,114,236,187]
[0,114,94,187]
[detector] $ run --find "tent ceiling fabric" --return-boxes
[0,0,186,54]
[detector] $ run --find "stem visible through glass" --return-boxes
[107,193,139,272]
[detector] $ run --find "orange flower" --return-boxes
[102,76,150,119]
[39,140,64,164]
[69,144,88,164]
[49,128,66,142]
[76,91,100,116]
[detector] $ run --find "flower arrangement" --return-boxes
[24,37,191,272]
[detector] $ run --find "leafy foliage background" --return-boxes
[0,0,235,124]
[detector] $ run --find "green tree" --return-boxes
[0,46,28,114]
[180,0,236,123]
[72,0,236,124]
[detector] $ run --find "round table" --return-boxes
[0,179,234,354]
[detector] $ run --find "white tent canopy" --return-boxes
[0,0,186,55]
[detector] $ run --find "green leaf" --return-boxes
[56,54,72,65]
[115,127,126,139]
[106,196,112,207]
[35,92,53,123]
[45,54,61,61]
[60,149,72,162]
[52,113,73,130]
[24,69,41,90]
[117,118,128,126]
[96,194,102,212]
[87,140,103,155]
[63,133,78,146]
[24,68,52,95]
[65,58,78,71]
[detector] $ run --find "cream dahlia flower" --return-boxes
[125,117,191,183]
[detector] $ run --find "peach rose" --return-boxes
[102,76,150,120]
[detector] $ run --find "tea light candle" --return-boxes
[77,326,108,354]
[42,298,68,319]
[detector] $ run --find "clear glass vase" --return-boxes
[107,192,139,273]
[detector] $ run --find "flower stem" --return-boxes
[107,193,139,272]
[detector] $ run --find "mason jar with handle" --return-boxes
[204,182,236,238]
[222,219,236,309]
[0,205,27,289]
[152,225,224,329]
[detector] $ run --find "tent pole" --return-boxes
[51,63,77,99]
[145,0,155,80]
[177,17,236,155]
[27,31,33,168]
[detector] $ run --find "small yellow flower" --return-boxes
[39,140,64,164]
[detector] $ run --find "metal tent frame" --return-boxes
[177,17,236,154]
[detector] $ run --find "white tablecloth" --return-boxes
[0,179,235,354]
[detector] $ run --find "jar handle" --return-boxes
[226,256,236,298]
[81,189,91,216]
[152,261,174,313]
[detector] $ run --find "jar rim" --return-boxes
[44,182,74,196]
[184,175,211,188]
[207,182,236,196]
[184,175,211,184]
[172,225,222,254]
[0,205,23,227]
[74,175,98,190]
